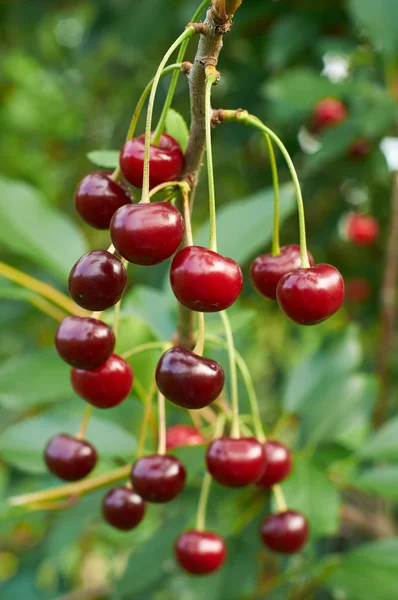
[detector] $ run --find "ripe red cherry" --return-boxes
[156,347,225,409]
[257,440,293,488]
[131,454,186,503]
[349,138,372,159]
[68,250,127,311]
[110,202,184,265]
[344,213,379,246]
[311,97,347,133]
[120,133,184,189]
[346,277,371,304]
[55,316,115,370]
[277,264,344,325]
[206,437,266,488]
[75,171,132,230]
[260,511,309,554]
[175,530,226,575]
[102,486,146,531]
[71,354,133,408]
[44,433,97,481]
[166,425,205,450]
[250,245,314,300]
[170,246,243,312]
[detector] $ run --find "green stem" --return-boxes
[196,473,212,531]
[193,312,205,356]
[152,0,210,145]
[157,391,167,455]
[205,71,218,252]
[142,28,195,203]
[121,341,168,360]
[220,311,240,438]
[76,405,92,440]
[264,134,280,256]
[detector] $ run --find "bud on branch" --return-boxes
[212,0,242,21]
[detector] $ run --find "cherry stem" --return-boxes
[141,27,196,204]
[264,134,280,256]
[75,405,92,440]
[122,341,167,360]
[157,390,167,455]
[273,484,288,512]
[136,377,158,459]
[149,180,189,200]
[152,0,210,145]
[193,312,205,356]
[112,258,127,337]
[182,184,194,247]
[205,69,218,252]
[220,311,240,438]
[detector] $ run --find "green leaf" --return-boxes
[354,466,398,500]
[348,0,398,57]
[359,415,398,460]
[0,178,88,281]
[264,15,319,70]
[326,540,398,600]
[165,108,189,153]
[121,285,175,341]
[195,183,296,265]
[0,414,136,473]
[276,456,340,537]
[87,150,120,169]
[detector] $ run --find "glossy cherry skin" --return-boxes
[44,433,97,481]
[102,486,146,531]
[110,202,184,266]
[175,530,226,575]
[257,440,293,488]
[75,171,131,229]
[120,133,184,189]
[131,454,186,503]
[345,213,379,245]
[206,437,266,488]
[260,511,309,554]
[170,246,243,312]
[277,264,345,325]
[156,347,225,410]
[71,354,133,408]
[311,97,347,133]
[250,245,314,300]
[346,277,371,304]
[349,138,372,159]
[166,425,205,450]
[68,250,127,311]
[55,316,115,370]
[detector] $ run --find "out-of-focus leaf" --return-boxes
[348,0,398,57]
[165,108,189,152]
[121,285,175,341]
[264,15,319,70]
[354,466,398,500]
[87,149,120,169]
[359,416,398,460]
[0,178,88,281]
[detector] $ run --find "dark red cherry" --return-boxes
[348,138,372,159]
[257,440,292,488]
[311,97,347,133]
[55,316,115,370]
[110,202,184,265]
[71,354,133,408]
[206,437,266,488]
[131,454,186,503]
[175,530,226,575]
[344,213,379,245]
[346,277,371,304]
[166,425,205,450]
[156,347,225,409]
[120,132,184,189]
[260,510,309,554]
[44,433,97,481]
[75,171,131,230]
[102,486,146,531]
[68,250,127,311]
[277,264,344,325]
[170,246,243,312]
[250,245,314,300]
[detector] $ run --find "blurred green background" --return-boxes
[1,0,398,599]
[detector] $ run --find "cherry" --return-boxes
[156,347,225,409]
[120,133,184,189]
[206,437,266,488]
[110,202,184,265]
[311,97,347,133]
[277,264,344,325]
[71,354,133,408]
[166,425,205,450]
[44,433,97,481]
[349,138,372,159]
[175,530,226,575]
[346,277,371,304]
[75,171,131,230]
[260,510,309,554]
[250,245,314,300]
[131,454,186,503]
[102,486,146,531]
[170,246,243,312]
[55,316,115,370]
[68,250,127,311]
[344,213,379,246]
[257,440,292,488]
